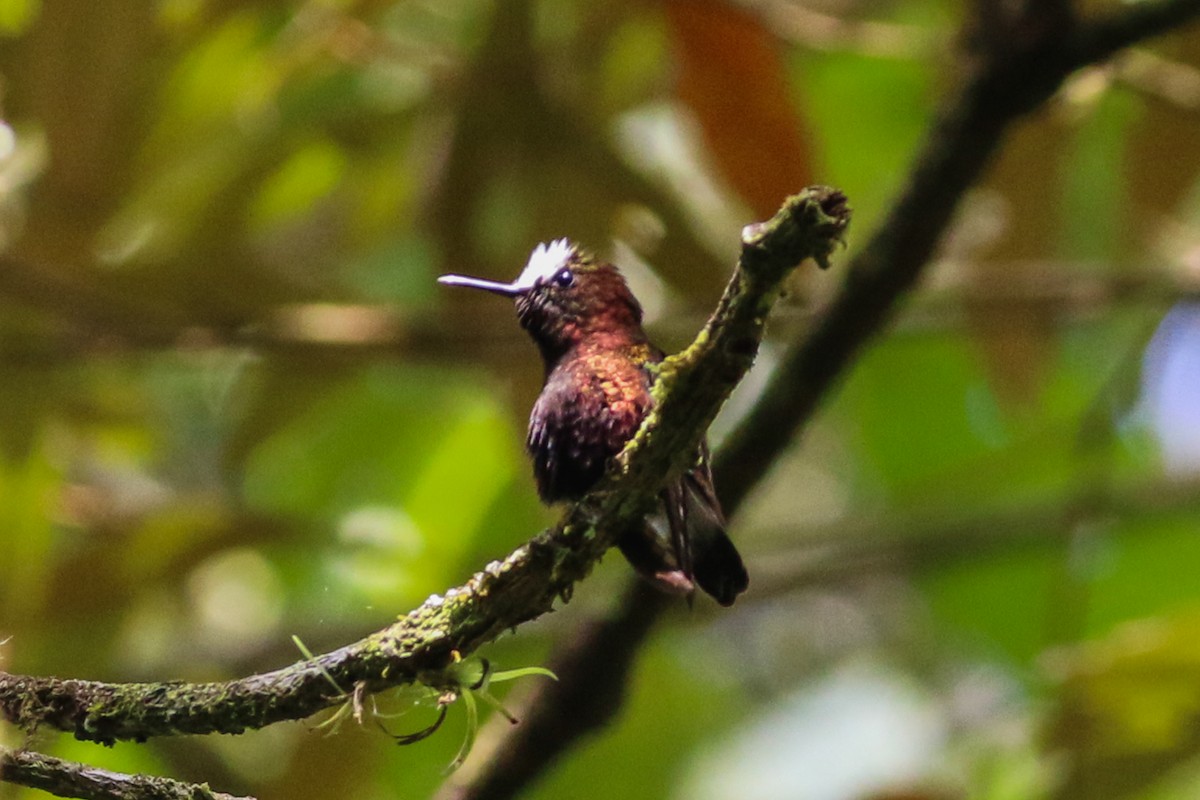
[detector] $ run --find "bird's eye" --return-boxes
[554,268,575,288]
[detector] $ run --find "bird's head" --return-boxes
[438,239,646,363]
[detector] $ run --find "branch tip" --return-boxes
[741,186,851,273]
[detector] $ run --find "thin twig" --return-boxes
[0,750,251,800]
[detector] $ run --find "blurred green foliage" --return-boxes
[2,1,1200,799]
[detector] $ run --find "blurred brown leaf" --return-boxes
[663,0,814,218]
[950,113,1071,412]
[1122,39,1200,261]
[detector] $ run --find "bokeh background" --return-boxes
[2,1,1200,799]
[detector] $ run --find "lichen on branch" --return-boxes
[0,187,849,748]
[0,749,253,800]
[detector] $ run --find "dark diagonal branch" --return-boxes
[0,188,848,751]
[0,750,251,800]
[717,0,1200,511]
[437,3,1200,800]
[1074,0,1200,64]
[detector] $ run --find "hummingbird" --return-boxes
[438,239,748,605]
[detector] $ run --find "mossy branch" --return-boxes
[0,749,252,800]
[0,187,849,748]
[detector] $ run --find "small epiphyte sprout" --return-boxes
[382,656,557,773]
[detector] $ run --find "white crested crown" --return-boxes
[513,238,575,290]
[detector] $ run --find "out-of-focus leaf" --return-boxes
[838,308,1155,516]
[798,50,931,229]
[1082,511,1200,636]
[0,0,38,36]
[402,396,520,591]
[241,365,516,520]
[0,436,61,622]
[526,638,744,800]
[241,364,523,602]
[1060,88,1139,264]
[921,535,1063,664]
[1045,610,1200,799]
[342,233,438,305]
[249,139,348,230]
[597,12,669,115]
[920,503,1200,669]
[663,0,813,218]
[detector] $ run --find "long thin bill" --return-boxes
[437,274,523,297]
